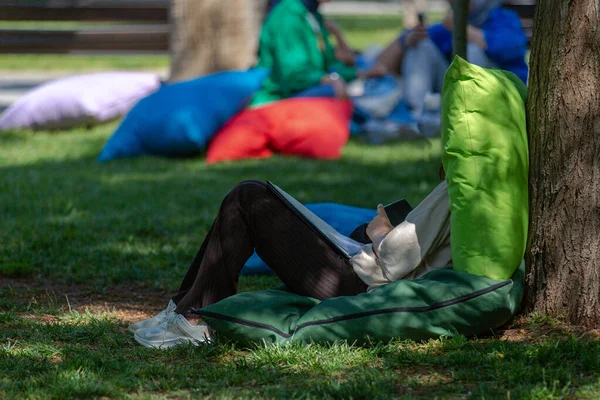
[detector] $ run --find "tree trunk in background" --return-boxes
[525,0,600,327]
[452,0,469,60]
[402,0,429,28]
[168,0,269,82]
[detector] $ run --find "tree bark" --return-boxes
[525,0,600,327]
[168,0,268,82]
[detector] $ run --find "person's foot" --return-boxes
[128,299,177,333]
[134,313,211,349]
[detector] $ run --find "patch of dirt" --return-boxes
[496,315,598,343]
[2,277,172,323]
[401,366,454,385]
[392,367,462,398]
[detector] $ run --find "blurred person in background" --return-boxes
[250,0,387,107]
[377,0,528,117]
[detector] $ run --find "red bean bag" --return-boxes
[206,98,353,164]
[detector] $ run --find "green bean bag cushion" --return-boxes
[195,262,524,345]
[441,56,528,281]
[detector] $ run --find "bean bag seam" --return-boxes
[459,77,486,277]
[197,279,513,339]
[198,311,293,338]
[292,279,511,333]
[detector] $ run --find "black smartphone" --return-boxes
[347,199,414,244]
[417,12,426,25]
[384,199,413,226]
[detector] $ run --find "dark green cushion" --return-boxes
[195,262,524,345]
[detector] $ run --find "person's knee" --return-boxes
[403,38,445,71]
[467,44,492,68]
[406,38,438,58]
[226,180,267,205]
[230,180,266,195]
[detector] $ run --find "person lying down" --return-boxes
[130,176,451,349]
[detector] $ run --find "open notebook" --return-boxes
[267,181,363,259]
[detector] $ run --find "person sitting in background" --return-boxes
[376,0,528,116]
[265,0,357,66]
[324,19,358,67]
[250,0,386,107]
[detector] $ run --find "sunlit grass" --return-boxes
[0,12,593,399]
[0,123,442,288]
[1,120,599,399]
[1,305,599,399]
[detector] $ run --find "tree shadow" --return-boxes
[2,311,599,399]
[0,139,442,291]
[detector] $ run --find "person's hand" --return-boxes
[404,24,429,48]
[335,47,356,66]
[324,19,342,36]
[321,74,348,98]
[358,63,388,79]
[443,11,453,31]
[366,64,388,78]
[366,204,394,256]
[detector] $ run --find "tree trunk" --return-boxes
[452,0,469,60]
[525,0,600,327]
[168,0,268,82]
[402,0,429,28]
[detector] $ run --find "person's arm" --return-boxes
[467,26,487,49]
[328,60,358,82]
[375,40,404,76]
[376,24,429,74]
[376,181,451,281]
[324,20,353,55]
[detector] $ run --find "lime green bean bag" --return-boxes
[195,262,524,345]
[441,56,528,280]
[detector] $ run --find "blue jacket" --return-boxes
[426,8,529,84]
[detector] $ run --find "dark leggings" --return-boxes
[172,180,367,315]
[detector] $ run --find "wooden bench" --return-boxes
[0,0,170,53]
[503,0,536,44]
[0,1,536,54]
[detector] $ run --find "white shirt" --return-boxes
[350,181,452,291]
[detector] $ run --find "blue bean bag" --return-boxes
[98,69,268,162]
[240,202,376,275]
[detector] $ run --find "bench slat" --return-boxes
[0,0,168,22]
[0,27,169,53]
[504,1,536,42]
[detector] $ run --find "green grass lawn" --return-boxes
[0,13,597,400]
[1,125,600,399]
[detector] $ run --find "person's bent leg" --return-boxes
[376,40,404,75]
[401,39,449,113]
[173,180,366,316]
[466,43,494,68]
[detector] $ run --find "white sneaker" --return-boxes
[134,313,211,349]
[128,300,177,333]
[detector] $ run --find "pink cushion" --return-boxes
[0,72,161,130]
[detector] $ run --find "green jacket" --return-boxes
[249,0,357,107]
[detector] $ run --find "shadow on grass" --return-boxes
[1,309,599,399]
[0,138,442,289]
